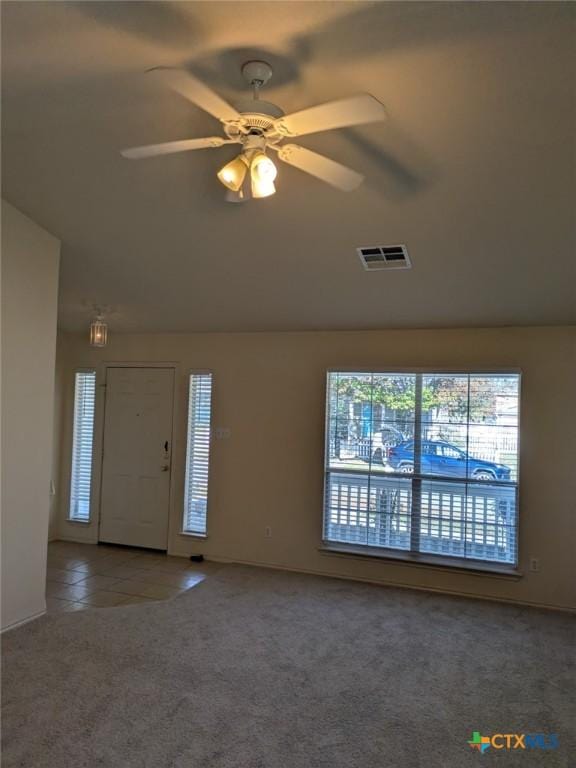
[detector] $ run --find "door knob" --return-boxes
[161,465,170,472]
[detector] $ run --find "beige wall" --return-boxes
[48,335,67,540]
[1,200,60,630]
[55,327,576,611]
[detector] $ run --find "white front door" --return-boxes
[99,367,174,549]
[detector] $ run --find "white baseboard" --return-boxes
[53,533,98,545]
[205,554,576,614]
[1,608,46,634]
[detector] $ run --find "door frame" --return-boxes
[96,362,179,551]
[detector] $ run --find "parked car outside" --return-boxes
[385,440,511,481]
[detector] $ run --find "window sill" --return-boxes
[319,544,522,579]
[179,531,208,540]
[66,518,92,525]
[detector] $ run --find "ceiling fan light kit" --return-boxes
[217,135,278,198]
[121,60,387,202]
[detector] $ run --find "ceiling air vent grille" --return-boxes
[357,245,411,271]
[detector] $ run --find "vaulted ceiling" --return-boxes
[2,1,575,332]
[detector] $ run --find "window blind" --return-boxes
[69,371,96,522]
[183,372,213,535]
[324,372,520,567]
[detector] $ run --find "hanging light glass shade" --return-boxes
[89,317,108,347]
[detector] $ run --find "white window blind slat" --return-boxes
[69,371,96,522]
[183,373,213,535]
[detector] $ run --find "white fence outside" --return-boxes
[325,471,517,564]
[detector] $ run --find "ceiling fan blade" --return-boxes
[273,94,386,138]
[121,137,227,159]
[277,144,364,191]
[149,67,241,123]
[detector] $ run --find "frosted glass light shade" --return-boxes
[217,155,248,192]
[250,152,277,198]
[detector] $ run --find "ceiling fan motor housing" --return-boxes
[224,99,285,141]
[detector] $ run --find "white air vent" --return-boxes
[357,245,411,271]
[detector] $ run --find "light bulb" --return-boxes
[250,152,277,198]
[217,155,248,192]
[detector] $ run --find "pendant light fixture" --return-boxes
[89,314,108,347]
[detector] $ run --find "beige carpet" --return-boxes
[2,564,574,767]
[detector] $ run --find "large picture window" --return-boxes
[324,371,520,567]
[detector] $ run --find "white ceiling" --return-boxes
[2,1,575,333]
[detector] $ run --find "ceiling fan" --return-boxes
[121,61,387,201]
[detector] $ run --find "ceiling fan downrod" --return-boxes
[241,60,273,102]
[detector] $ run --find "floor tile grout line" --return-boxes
[45,542,208,612]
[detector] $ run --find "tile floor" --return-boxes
[46,540,214,613]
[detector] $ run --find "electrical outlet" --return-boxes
[529,557,540,573]
[264,526,272,538]
[214,427,231,440]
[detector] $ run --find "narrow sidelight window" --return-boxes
[324,371,520,568]
[69,370,96,522]
[183,372,213,535]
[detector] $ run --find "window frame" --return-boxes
[321,367,522,574]
[67,368,97,524]
[181,370,214,538]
